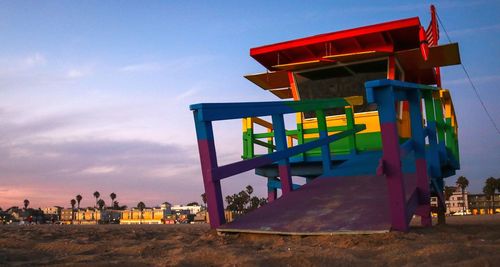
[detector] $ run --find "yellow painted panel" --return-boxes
[302,111,380,139]
[398,109,412,138]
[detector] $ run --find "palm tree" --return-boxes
[75,195,82,223]
[456,176,469,214]
[23,199,30,210]
[97,199,105,210]
[137,202,145,224]
[93,191,100,208]
[483,177,497,214]
[70,199,76,224]
[76,195,82,209]
[110,192,117,208]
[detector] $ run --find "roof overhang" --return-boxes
[251,17,422,71]
[244,71,293,99]
[397,43,461,84]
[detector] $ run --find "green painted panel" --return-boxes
[302,132,382,157]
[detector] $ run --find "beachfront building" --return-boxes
[74,209,100,224]
[161,202,172,213]
[42,206,62,222]
[42,206,62,216]
[120,206,172,224]
[446,187,469,214]
[468,193,500,215]
[61,208,121,224]
[171,205,202,215]
[120,208,163,224]
[60,208,74,224]
[42,206,62,221]
[430,187,470,215]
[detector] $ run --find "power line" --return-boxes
[436,13,500,135]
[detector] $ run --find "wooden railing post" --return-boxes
[372,85,408,232]
[316,109,332,172]
[296,118,305,160]
[193,112,225,228]
[423,90,445,224]
[272,114,293,195]
[267,177,278,202]
[345,106,357,155]
[408,90,431,227]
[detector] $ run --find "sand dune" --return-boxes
[0,215,499,266]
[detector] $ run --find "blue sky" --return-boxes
[0,0,499,208]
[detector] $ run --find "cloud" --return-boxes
[81,166,117,174]
[0,111,86,144]
[67,69,85,78]
[339,1,488,14]
[119,55,214,74]
[119,62,162,72]
[0,138,203,208]
[448,23,500,37]
[23,53,46,68]
[175,88,198,100]
[445,74,500,86]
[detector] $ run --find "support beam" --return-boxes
[193,114,225,228]
[272,114,293,194]
[408,90,431,227]
[316,109,332,172]
[267,177,278,202]
[373,85,408,232]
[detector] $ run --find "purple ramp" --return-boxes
[218,175,392,235]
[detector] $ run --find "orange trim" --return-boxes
[388,56,396,80]
[287,72,302,124]
[287,72,300,101]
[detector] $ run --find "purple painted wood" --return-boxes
[272,114,293,196]
[268,188,277,203]
[379,122,408,232]
[267,177,278,203]
[415,159,431,227]
[196,126,225,229]
[218,174,392,234]
[278,165,293,194]
[408,90,431,227]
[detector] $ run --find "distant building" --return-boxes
[61,208,121,224]
[429,187,470,215]
[468,193,500,215]
[60,208,74,224]
[171,205,202,215]
[120,203,173,224]
[42,206,62,221]
[161,202,172,214]
[445,186,469,214]
[42,206,62,215]
[74,209,100,224]
[120,207,168,224]
[100,210,121,224]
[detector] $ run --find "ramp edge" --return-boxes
[217,228,390,236]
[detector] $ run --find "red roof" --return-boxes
[250,17,422,71]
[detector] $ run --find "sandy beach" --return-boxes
[1,214,499,266]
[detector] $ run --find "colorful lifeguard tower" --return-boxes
[191,5,461,234]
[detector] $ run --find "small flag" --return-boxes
[426,6,439,46]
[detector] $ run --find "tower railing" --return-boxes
[190,97,365,228]
[191,79,459,231]
[366,79,459,230]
